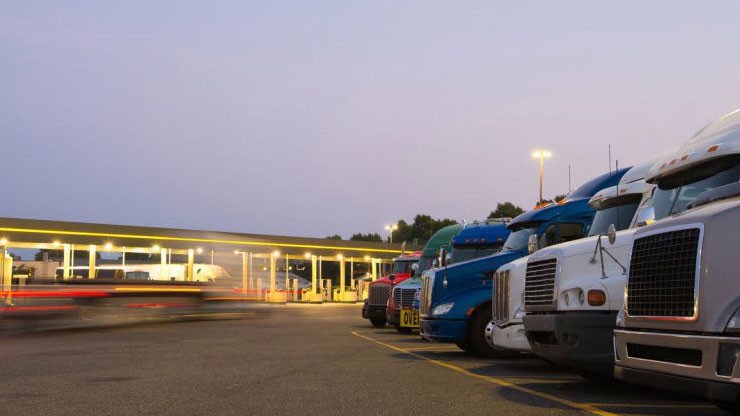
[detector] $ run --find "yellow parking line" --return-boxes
[351,331,619,416]
[585,403,714,409]
[403,346,461,352]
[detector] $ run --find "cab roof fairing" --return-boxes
[588,180,654,210]
[450,223,510,246]
[508,168,630,229]
[421,224,463,257]
[646,109,740,183]
[395,252,422,261]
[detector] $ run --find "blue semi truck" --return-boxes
[419,168,628,356]
[389,220,511,332]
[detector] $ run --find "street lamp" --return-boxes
[384,224,398,244]
[531,149,552,203]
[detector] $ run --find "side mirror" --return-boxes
[388,274,396,283]
[607,224,617,245]
[445,252,453,266]
[528,234,539,254]
[635,207,656,227]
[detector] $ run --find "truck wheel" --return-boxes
[396,326,413,334]
[576,370,619,385]
[467,304,515,358]
[369,315,386,328]
[713,401,740,414]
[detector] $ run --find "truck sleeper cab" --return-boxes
[421,168,627,357]
[613,110,740,411]
[362,252,421,328]
[488,168,629,356]
[519,161,656,376]
[390,220,509,333]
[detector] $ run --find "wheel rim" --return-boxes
[484,320,495,348]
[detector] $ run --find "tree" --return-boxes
[389,215,457,244]
[488,202,525,219]
[349,233,382,242]
[325,234,343,240]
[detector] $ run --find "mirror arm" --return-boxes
[590,233,628,278]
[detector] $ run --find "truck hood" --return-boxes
[427,250,525,308]
[394,277,422,289]
[527,228,639,312]
[370,272,411,285]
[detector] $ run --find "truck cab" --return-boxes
[362,252,421,327]
[420,168,627,357]
[613,110,740,411]
[389,220,509,333]
[487,168,629,357]
[518,162,655,376]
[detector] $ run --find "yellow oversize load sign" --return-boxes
[400,309,419,328]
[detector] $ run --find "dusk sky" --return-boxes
[2,1,740,239]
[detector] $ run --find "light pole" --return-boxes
[532,149,552,203]
[385,223,398,244]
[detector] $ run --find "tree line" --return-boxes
[327,200,552,244]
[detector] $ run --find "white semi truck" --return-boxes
[519,161,655,377]
[614,110,740,412]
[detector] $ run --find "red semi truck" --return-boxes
[361,252,421,327]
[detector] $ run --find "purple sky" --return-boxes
[2,1,740,239]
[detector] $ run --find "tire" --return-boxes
[396,326,413,334]
[455,341,470,353]
[369,315,387,328]
[713,401,740,415]
[577,370,619,385]
[467,304,516,358]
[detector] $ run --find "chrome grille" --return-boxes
[393,287,417,309]
[627,228,700,318]
[368,283,391,306]
[524,258,558,311]
[492,270,510,325]
[420,275,434,316]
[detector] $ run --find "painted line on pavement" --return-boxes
[585,403,714,409]
[403,345,462,352]
[352,331,619,416]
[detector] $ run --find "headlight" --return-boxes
[432,302,454,316]
[726,307,740,332]
[513,306,525,320]
[414,289,421,302]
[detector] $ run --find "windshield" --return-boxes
[503,225,539,252]
[450,243,504,263]
[416,256,435,274]
[588,194,642,236]
[653,160,740,220]
[393,260,417,274]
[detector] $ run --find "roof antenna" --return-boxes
[608,144,612,174]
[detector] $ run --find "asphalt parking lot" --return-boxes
[0,304,726,415]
